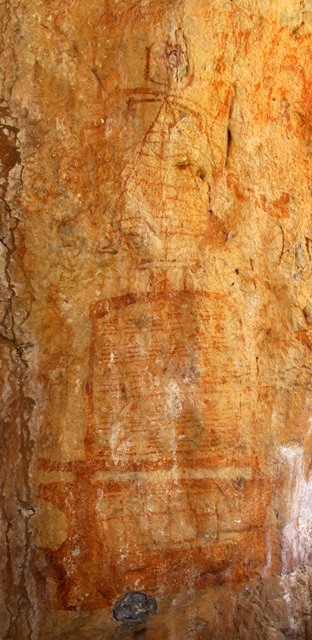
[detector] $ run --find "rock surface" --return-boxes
[1,1,312,638]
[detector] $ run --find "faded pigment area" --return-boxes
[1,1,312,638]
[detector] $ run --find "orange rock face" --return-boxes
[1,1,312,638]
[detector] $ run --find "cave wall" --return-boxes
[1,1,312,638]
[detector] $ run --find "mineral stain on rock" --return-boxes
[113,590,157,623]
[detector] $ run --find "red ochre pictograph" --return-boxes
[39,291,271,609]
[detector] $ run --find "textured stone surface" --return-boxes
[1,1,312,638]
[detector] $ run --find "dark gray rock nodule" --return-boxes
[113,590,157,623]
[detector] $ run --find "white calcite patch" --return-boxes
[280,444,312,573]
